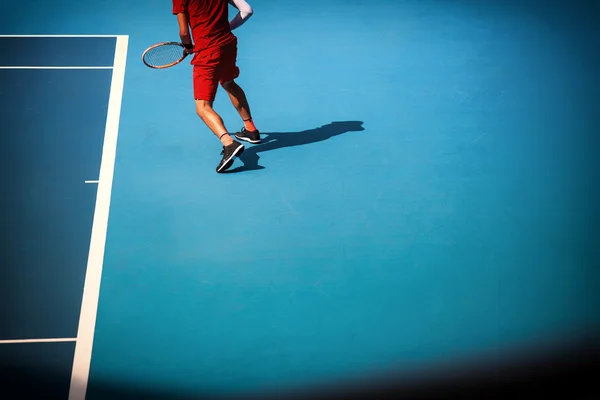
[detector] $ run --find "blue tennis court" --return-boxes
[1,1,598,399]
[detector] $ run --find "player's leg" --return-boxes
[193,55,244,173]
[221,80,260,144]
[221,80,251,123]
[218,39,260,144]
[194,100,230,144]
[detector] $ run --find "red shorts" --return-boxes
[192,39,240,102]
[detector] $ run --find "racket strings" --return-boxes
[144,44,186,67]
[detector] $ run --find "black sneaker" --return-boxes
[234,127,261,144]
[216,140,244,173]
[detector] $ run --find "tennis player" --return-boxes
[172,0,260,173]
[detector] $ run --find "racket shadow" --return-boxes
[224,120,365,173]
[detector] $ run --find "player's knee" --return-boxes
[195,99,213,117]
[220,80,232,91]
[220,80,236,92]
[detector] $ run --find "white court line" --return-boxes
[0,66,113,70]
[85,180,99,184]
[0,338,76,344]
[0,35,121,37]
[68,34,128,400]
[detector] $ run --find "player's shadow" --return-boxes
[224,120,365,173]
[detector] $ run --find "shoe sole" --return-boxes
[217,144,245,173]
[234,134,261,144]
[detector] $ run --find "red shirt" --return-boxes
[172,0,236,53]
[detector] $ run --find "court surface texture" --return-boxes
[1,0,599,399]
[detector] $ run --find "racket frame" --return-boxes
[142,42,190,69]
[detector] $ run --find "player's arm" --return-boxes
[228,0,253,31]
[177,13,194,52]
[173,0,193,53]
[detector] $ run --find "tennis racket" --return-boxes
[142,42,191,69]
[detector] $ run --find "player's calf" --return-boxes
[221,80,261,143]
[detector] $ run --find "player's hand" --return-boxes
[183,44,194,55]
